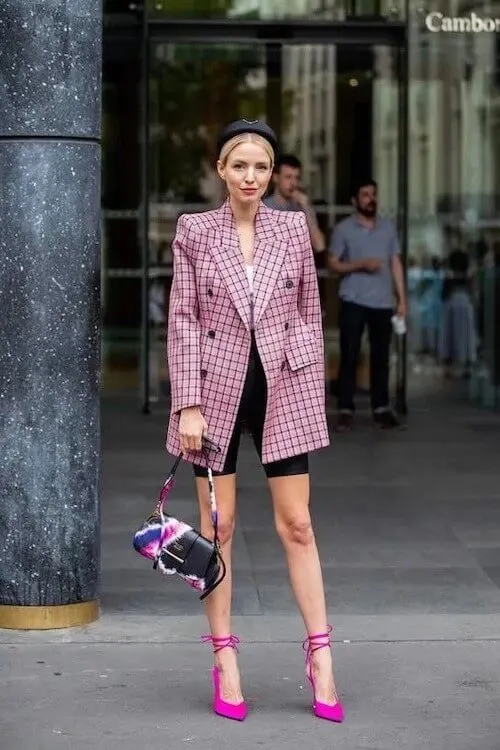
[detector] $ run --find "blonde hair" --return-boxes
[218,133,274,168]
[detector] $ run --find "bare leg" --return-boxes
[196,473,243,704]
[269,473,339,705]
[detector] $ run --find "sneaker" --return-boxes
[374,410,402,429]
[335,412,353,432]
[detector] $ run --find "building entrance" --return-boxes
[102,18,408,412]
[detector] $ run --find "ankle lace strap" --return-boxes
[201,634,241,654]
[302,625,333,655]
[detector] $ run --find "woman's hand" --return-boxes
[179,407,208,452]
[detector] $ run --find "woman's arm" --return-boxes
[167,215,202,414]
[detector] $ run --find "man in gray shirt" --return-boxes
[264,154,325,253]
[328,178,406,430]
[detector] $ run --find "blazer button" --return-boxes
[208,330,215,339]
[201,369,207,379]
[207,289,213,297]
[285,279,293,289]
[284,322,289,331]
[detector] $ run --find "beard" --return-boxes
[357,200,377,217]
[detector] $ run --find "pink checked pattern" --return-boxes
[166,199,330,472]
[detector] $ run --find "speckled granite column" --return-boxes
[0,1,101,626]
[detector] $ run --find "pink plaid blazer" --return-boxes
[165,199,330,472]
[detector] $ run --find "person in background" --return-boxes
[328,178,406,431]
[472,239,488,348]
[439,248,477,378]
[419,254,444,359]
[264,154,325,254]
[406,254,423,359]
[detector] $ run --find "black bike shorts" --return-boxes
[193,334,309,479]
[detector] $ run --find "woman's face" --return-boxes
[218,141,273,205]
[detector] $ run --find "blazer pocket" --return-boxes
[285,335,320,371]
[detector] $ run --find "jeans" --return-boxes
[337,300,393,413]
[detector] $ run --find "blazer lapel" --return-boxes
[210,200,288,330]
[210,201,251,330]
[252,205,288,325]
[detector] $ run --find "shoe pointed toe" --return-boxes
[213,697,247,721]
[214,700,248,721]
[313,699,344,723]
[212,666,247,721]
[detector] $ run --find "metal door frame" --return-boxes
[139,14,409,415]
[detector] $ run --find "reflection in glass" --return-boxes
[407,12,500,406]
[373,45,399,220]
[101,220,141,393]
[104,0,142,12]
[150,42,267,211]
[150,0,239,18]
[149,42,269,400]
[281,44,401,394]
[102,23,143,394]
[101,34,408,402]
[150,0,406,20]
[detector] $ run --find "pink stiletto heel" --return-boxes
[201,634,247,721]
[303,626,345,723]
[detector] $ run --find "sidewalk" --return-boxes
[2,393,500,749]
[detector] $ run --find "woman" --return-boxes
[439,248,477,378]
[166,120,343,724]
[420,255,444,358]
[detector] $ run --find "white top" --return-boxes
[246,265,254,292]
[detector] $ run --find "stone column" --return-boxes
[0,1,102,629]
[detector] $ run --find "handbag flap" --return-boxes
[161,528,216,577]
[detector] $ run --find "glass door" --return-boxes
[146,40,270,404]
[101,27,143,396]
[280,43,404,407]
[144,29,407,412]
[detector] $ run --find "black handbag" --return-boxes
[133,437,226,601]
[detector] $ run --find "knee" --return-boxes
[203,516,235,547]
[276,515,314,547]
[218,518,235,547]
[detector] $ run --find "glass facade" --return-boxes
[149,0,406,20]
[102,1,500,410]
[405,3,500,407]
[102,11,142,392]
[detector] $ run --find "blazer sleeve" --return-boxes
[167,215,202,414]
[297,213,323,344]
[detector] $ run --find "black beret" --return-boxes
[216,119,278,158]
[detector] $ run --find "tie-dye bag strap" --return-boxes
[134,436,225,600]
[198,436,226,600]
[156,436,221,539]
[201,436,221,553]
[156,436,225,601]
